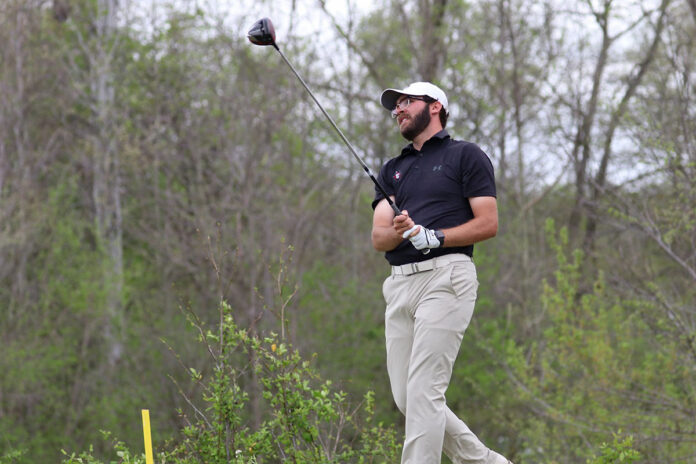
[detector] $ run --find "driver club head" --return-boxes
[247,17,276,47]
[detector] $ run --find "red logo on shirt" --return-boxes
[393,171,401,181]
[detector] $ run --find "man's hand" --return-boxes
[402,225,443,250]
[392,210,416,237]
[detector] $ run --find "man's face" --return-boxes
[395,96,431,141]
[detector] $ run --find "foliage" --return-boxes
[587,433,641,464]
[1,0,696,463]
[59,301,401,463]
[167,300,401,463]
[296,259,394,426]
[0,450,26,464]
[60,432,160,464]
[504,220,696,462]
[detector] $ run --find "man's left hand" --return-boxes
[402,225,443,250]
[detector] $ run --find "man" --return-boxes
[371,82,512,464]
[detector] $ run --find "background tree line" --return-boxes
[0,0,694,462]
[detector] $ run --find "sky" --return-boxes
[128,0,377,41]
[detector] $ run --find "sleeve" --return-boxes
[371,160,395,210]
[460,144,497,198]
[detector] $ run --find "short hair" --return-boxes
[438,107,449,128]
[423,96,448,129]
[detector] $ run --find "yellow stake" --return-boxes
[141,409,154,464]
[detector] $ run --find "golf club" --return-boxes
[247,18,429,254]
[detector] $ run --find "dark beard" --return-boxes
[400,104,431,141]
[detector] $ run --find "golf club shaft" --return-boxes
[273,45,401,218]
[272,44,429,255]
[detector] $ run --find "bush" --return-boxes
[587,433,641,464]
[61,301,401,463]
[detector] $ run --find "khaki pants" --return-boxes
[383,254,493,464]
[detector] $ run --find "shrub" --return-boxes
[61,301,401,463]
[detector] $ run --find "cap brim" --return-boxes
[380,89,406,111]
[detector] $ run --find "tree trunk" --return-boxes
[568,4,611,236]
[418,0,449,81]
[89,0,124,368]
[582,0,672,255]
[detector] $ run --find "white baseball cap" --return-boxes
[380,82,449,114]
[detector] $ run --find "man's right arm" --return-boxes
[372,198,411,252]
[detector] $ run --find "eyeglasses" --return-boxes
[391,96,430,118]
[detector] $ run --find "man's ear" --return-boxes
[430,101,442,116]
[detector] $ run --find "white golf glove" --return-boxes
[402,225,444,250]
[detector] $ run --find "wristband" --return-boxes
[435,229,445,247]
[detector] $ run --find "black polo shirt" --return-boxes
[372,130,496,266]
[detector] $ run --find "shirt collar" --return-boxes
[398,129,450,158]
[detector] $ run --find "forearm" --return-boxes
[372,197,407,252]
[372,225,404,252]
[440,216,497,248]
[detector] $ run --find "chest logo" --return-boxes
[393,170,401,181]
[433,165,443,172]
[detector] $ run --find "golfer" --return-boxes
[371,82,512,464]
